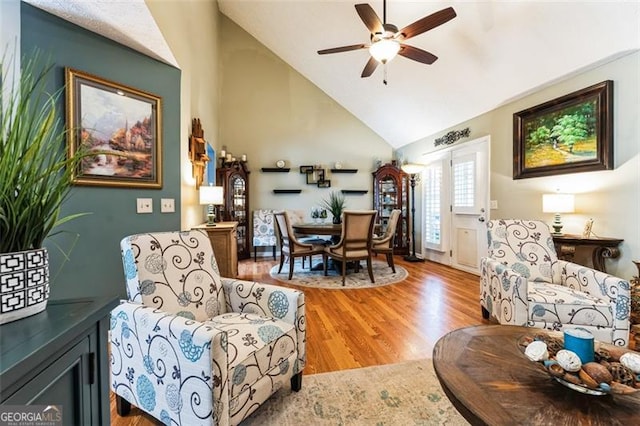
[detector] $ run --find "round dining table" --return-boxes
[291,223,341,236]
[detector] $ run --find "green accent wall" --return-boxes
[21,4,181,299]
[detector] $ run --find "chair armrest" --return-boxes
[221,278,307,372]
[110,301,230,426]
[480,258,529,325]
[555,260,631,344]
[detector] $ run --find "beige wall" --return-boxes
[218,16,392,217]
[147,0,220,229]
[398,51,640,279]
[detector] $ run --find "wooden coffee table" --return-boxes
[433,325,640,425]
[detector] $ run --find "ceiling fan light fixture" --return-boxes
[369,39,400,64]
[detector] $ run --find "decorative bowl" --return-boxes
[518,331,640,396]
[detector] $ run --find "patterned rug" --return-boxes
[240,359,469,425]
[269,257,409,289]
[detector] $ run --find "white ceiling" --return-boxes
[24,1,640,148]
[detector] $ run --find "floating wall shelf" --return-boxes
[341,190,368,195]
[261,167,290,172]
[330,169,358,173]
[273,189,302,194]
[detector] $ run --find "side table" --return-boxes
[193,222,239,278]
[552,234,623,272]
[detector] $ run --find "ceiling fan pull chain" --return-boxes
[383,63,388,85]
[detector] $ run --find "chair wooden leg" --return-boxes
[324,255,329,276]
[254,247,257,262]
[387,253,396,273]
[288,256,295,280]
[341,259,347,285]
[116,395,131,416]
[366,257,375,283]
[308,255,313,270]
[278,253,285,273]
[272,246,276,260]
[291,372,303,391]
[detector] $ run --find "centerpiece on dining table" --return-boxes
[321,191,346,224]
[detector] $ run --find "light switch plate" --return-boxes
[136,198,153,213]
[161,198,175,213]
[490,200,498,209]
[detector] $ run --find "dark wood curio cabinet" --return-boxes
[372,162,409,255]
[217,160,250,260]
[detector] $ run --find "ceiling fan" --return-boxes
[317,1,456,82]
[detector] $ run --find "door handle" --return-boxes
[478,217,485,222]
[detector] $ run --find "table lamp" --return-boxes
[199,185,224,226]
[542,193,575,235]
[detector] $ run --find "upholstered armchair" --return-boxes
[110,230,306,426]
[372,209,401,273]
[480,219,630,346]
[323,210,377,285]
[252,209,277,261]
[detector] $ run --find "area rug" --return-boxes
[240,359,469,425]
[269,258,408,289]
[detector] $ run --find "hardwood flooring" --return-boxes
[110,256,487,425]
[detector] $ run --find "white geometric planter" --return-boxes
[0,248,49,325]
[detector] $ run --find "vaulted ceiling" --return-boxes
[25,0,640,148]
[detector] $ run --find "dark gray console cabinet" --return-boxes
[0,296,119,426]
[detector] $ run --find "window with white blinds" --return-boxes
[453,158,475,210]
[423,162,443,249]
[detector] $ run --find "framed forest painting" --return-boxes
[513,80,613,179]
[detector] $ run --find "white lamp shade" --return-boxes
[401,163,424,175]
[369,39,400,63]
[542,193,575,213]
[199,185,224,205]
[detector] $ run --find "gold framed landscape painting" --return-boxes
[513,80,613,179]
[66,68,162,188]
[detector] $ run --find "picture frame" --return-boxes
[317,180,331,188]
[513,80,613,179]
[306,169,324,185]
[66,68,162,188]
[299,165,314,174]
[582,218,594,238]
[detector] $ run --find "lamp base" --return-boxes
[403,254,424,263]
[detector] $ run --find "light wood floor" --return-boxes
[110,256,487,425]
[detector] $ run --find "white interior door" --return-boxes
[421,136,490,275]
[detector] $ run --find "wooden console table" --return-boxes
[552,234,623,273]
[193,222,238,278]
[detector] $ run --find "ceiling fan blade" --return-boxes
[398,45,438,65]
[317,44,367,55]
[398,6,457,40]
[361,56,379,78]
[355,4,383,34]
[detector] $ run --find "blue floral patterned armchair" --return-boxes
[480,219,630,346]
[252,209,277,261]
[110,230,306,425]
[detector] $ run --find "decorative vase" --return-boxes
[332,216,341,224]
[0,248,50,324]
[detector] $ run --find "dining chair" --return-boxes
[323,210,377,285]
[372,209,401,273]
[274,211,326,279]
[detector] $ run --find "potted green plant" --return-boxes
[321,191,346,224]
[0,51,86,324]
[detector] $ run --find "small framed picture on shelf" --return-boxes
[299,165,314,174]
[306,169,324,184]
[317,180,331,188]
